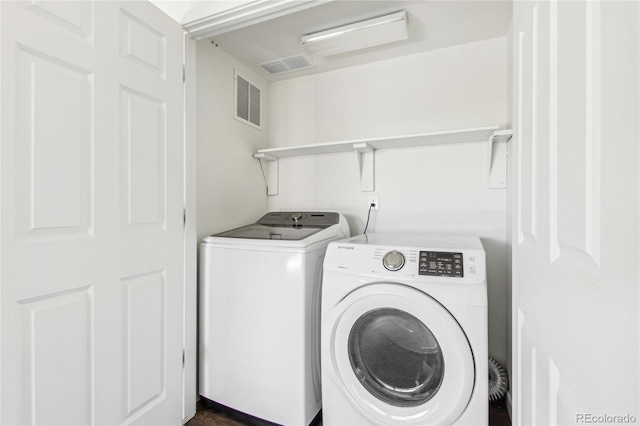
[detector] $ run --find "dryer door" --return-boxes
[326,283,475,425]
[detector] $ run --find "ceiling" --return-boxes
[177,1,513,82]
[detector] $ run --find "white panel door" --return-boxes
[0,1,185,425]
[512,1,639,424]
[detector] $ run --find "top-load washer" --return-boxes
[321,233,488,425]
[199,211,349,426]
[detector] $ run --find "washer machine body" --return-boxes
[321,233,488,426]
[200,212,349,426]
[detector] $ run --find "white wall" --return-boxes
[267,37,510,364]
[196,40,269,240]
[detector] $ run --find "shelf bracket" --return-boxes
[487,130,513,189]
[254,153,279,195]
[353,142,375,192]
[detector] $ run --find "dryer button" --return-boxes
[383,251,405,271]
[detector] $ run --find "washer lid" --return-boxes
[212,212,340,241]
[213,224,323,241]
[256,211,340,227]
[327,283,475,425]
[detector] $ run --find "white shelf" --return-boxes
[253,126,513,193]
[254,125,500,158]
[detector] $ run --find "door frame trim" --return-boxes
[182,33,198,424]
[183,0,331,40]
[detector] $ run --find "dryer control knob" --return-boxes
[383,251,405,271]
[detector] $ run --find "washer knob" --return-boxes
[291,213,303,222]
[383,251,405,271]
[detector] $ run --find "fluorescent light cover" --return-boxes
[301,10,407,57]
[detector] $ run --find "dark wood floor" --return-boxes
[186,398,512,426]
[489,398,511,426]
[186,403,245,426]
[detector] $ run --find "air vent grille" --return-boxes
[234,71,261,128]
[261,62,289,74]
[259,53,314,75]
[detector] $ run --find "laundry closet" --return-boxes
[193,0,512,410]
[187,1,639,424]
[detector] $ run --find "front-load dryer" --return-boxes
[321,233,488,426]
[200,212,349,426]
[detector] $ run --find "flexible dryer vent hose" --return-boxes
[488,357,509,401]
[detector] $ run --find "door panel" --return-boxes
[1,1,185,424]
[553,0,601,270]
[24,0,93,39]
[122,271,166,420]
[120,87,167,229]
[120,10,167,78]
[512,1,639,424]
[20,287,93,425]
[15,45,94,241]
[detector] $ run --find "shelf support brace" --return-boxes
[487,130,513,189]
[254,153,279,195]
[353,142,375,192]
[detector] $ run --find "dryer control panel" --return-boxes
[419,251,463,277]
[327,234,485,283]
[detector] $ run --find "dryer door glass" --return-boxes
[348,308,444,407]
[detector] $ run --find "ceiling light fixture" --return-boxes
[300,10,408,57]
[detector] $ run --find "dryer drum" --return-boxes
[488,357,508,401]
[347,308,444,407]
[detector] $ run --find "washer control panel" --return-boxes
[382,251,405,271]
[419,251,463,277]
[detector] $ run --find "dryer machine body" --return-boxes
[321,233,488,426]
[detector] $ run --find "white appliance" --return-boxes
[321,233,488,425]
[199,212,349,426]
